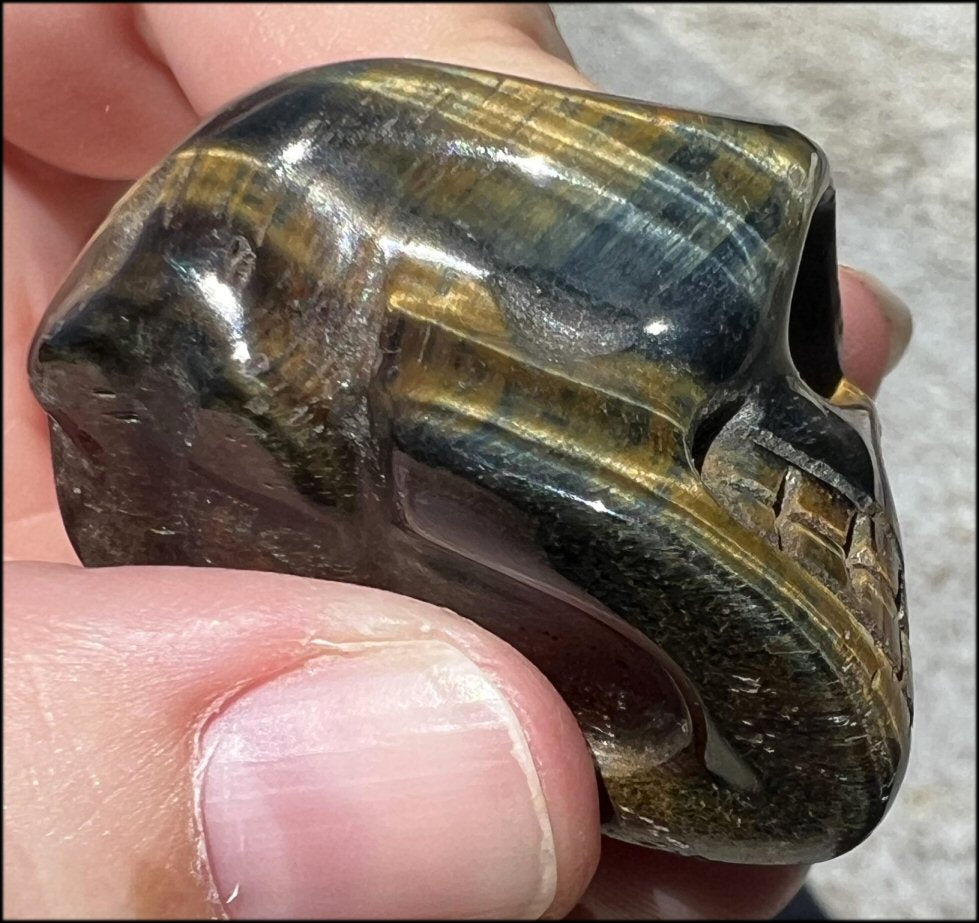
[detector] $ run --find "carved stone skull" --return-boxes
[30,59,910,864]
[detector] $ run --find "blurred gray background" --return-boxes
[553,3,976,919]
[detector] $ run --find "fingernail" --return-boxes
[198,642,557,919]
[841,266,913,373]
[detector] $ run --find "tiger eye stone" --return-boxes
[29,59,911,864]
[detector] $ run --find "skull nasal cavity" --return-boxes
[788,190,844,397]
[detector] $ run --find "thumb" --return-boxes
[3,562,600,919]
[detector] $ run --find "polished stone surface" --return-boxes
[30,59,911,864]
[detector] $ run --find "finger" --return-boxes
[839,265,913,396]
[140,2,584,117]
[3,562,600,919]
[2,3,198,179]
[569,838,808,920]
[2,3,583,181]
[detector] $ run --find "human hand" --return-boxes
[3,4,912,918]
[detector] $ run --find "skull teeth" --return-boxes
[702,439,908,698]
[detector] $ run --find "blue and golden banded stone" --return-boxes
[29,59,910,864]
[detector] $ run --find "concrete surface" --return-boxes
[553,4,976,919]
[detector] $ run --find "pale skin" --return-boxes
[3,4,912,919]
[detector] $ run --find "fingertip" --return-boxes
[449,618,603,917]
[199,609,603,919]
[839,265,913,395]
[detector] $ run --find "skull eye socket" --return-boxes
[788,189,844,397]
